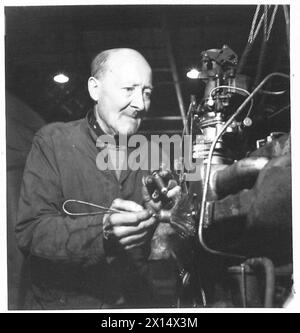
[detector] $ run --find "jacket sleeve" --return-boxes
[15,132,105,265]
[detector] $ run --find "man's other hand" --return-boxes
[103,199,158,251]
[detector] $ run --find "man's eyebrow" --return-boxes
[126,83,153,90]
[144,85,153,90]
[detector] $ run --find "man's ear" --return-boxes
[88,76,101,102]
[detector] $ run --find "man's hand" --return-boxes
[141,173,187,260]
[103,198,158,251]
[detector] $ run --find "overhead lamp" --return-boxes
[53,73,69,84]
[186,68,200,79]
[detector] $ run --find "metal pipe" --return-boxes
[244,257,275,307]
[240,264,247,307]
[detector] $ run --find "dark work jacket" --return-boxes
[15,114,154,309]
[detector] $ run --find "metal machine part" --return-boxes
[179,44,291,306]
[192,45,252,166]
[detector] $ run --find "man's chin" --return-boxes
[117,122,140,136]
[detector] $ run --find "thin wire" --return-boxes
[263,5,268,41]
[200,288,207,307]
[198,72,289,260]
[180,98,196,167]
[238,6,265,74]
[248,5,261,43]
[252,11,265,43]
[268,104,290,119]
[209,85,254,118]
[181,98,195,138]
[209,85,250,99]
[189,107,194,170]
[260,89,286,96]
[266,5,278,41]
[248,5,278,50]
[62,199,122,216]
[248,5,267,44]
[283,5,290,51]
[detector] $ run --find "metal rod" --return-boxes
[162,15,187,132]
[283,5,290,52]
[143,116,183,121]
[241,264,247,307]
[245,257,275,307]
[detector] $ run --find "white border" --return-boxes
[1,0,299,313]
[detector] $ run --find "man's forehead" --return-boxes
[106,59,152,85]
[106,51,151,72]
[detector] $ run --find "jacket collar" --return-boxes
[86,109,138,183]
[87,109,128,149]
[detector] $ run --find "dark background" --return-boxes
[5,5,290,133]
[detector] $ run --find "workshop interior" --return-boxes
[6,5,292,308]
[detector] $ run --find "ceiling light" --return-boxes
[186,68,200,79]
[53,73,69,84]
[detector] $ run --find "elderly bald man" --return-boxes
[16,48,166,309]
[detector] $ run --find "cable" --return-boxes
[209,85,254,118]
[197,72,289,260]
[248,5,260,43]
[238,5,264,74]
[180,96,196,162]
[248,5,265,44]
[254,5,279,86]
[238,5,278,76]
[268,104,290,119]
[181,96,196,137]
[263,5,268,41]
[260,89,286,96]
[209,85,250,99]
[238,5,265,74]
[266,5,278,41]
[283,5,290,51]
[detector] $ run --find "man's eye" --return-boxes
[123,87,135,92]
[143,90,152,99]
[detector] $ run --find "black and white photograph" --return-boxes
[4,1,297,312]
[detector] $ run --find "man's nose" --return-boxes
[131,88,145,111]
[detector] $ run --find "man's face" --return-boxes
[92,54,153,136]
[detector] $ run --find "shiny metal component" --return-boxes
[243,117,252,127]
[152,171,168,195]
[191,45,252,168]
[156,209,172,222]
[244,257,275,308]
[256,132,286,149]
[213,156,269,199]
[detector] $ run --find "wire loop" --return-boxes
[62,199,122,216]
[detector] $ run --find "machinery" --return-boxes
[144,5,292,307]
[60,5,292,308]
